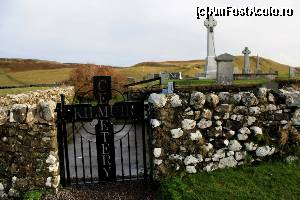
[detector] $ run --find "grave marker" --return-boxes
[216,53,234,85]
[242,47,251,74]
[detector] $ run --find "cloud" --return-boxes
[0,0,299,66]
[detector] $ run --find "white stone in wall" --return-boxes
[212,149,226,161]
[280,120,288,125]
[250,126,263,136]
[237,133,248,141]
[202,109,212,119]
[231,114,237,120]
[203,143,213,152]
[169,154,183,161]
[241,92,258,106]
[182,119,196,130]
[275,110,282,114]
[214,115,220,120]
[150,119,161,128]
[154,159,163,165]
[249,106,261,115]
[184,155,200,165]
[186,166,197,173]
[8,188,18,197]
[45,177,52,187]
[206,93,219,107]
[228,130,235,136]
[190,130,202,140]
[223,113,230,119]
[244,142,257,151]
[169,94,182,107]
[239,127,251,135]
[236,115,244,122]
[233,93,242,104]
[216,120,222,126]
[218,156,238,169]
[235,151,247,161]
[203,162,215,172]
[9,104,27,123]
[38,100,56,122]
[224,139,229,146]
[184,107,194,116]
[257,87,268,100]
[197,119,212,129]
[205,158,211,162]
[170,128,184,139]
[268,93,275,103]
[266,104,277,111]
[0,108,8,125]
[46,154,57,165]
[227,151,234,156]
[292,109,300,126]
[148,93,167,108]
[180,146,187,152]
[48,162,59,173]
[228,140,242,151]
[218,92,231,103]
[196,154,203,162]
[246,116,256,126]
[256,146,275,157]
[190,92,206,109]
[153,148,162,158]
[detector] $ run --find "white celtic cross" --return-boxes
[204,16,217,32]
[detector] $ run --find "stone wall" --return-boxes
[148,85,300,178]
[0,87,73,198]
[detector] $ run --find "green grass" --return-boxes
[158,160,300,200]
[23,190,44,200]
[0,87,51,96]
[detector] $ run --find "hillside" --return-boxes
[114,56,291,81]
[0,56,295,86]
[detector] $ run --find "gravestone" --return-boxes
[204,15,218,79]
[169,72,182,80]
[216,53,234,85]
[242,47,251,74]
[256,55,262,74]
[289,67,296,79]
[159,72,170,82]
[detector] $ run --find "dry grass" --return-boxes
[4,68,73,85]
[0,57,293,86]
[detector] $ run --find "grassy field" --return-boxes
[0,57,297,93]
[158,160,300,200]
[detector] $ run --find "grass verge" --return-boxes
[157,160,300,200]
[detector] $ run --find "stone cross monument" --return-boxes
[255,54,261,74]
[242,47,251,74]
[204,15,217,79]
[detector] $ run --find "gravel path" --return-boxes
[43,181,157,200]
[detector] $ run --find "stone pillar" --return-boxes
[255,54,262,74]
[242,47,251,74]
[204,16,217,79]
[216,53,234,85]
[289,66,296,79]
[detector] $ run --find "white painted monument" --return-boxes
[242,47,251,74]
[204,16,217,79]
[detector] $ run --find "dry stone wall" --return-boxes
[0,87,73,198]
[149,86,300,178]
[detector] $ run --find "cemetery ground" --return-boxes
[38,160,300,200]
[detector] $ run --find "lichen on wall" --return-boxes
[149,86,300,179]
[0,87,73,198]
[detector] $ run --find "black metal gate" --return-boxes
[56,76,152,186]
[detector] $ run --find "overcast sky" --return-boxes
[0,0,299,67]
